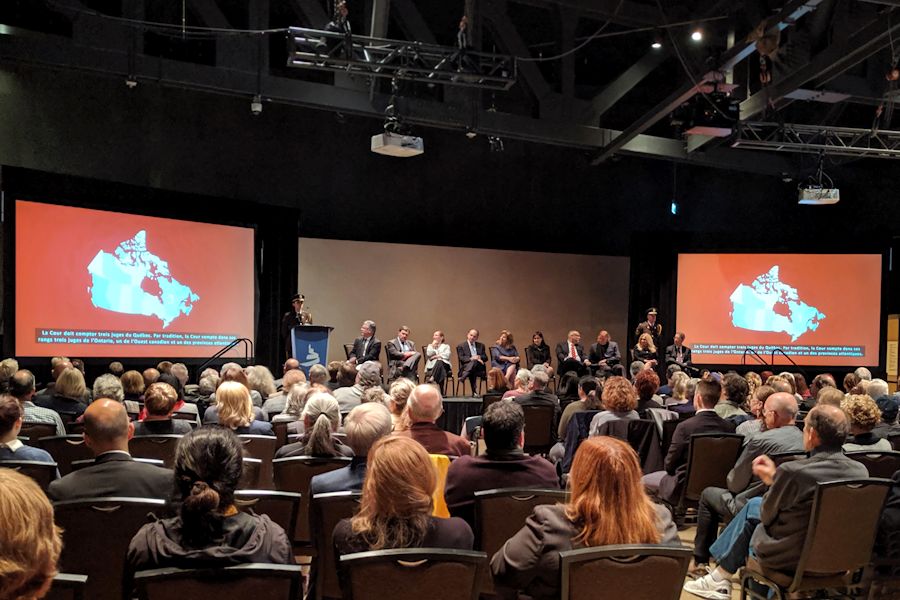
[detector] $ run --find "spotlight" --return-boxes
[125,75,138,89]
[691,29,703,42]
[670,201,678,216]
[651,31,663,50]
[465,129,477,139]
[488,136,504,152]
[250,94,263,116]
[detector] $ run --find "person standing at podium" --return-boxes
[281,293,312,359]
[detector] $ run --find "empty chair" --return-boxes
[675,433,745,513]
[521,405,556,456]
[239,457,262,489]
[19,422,57,443]
[237,434,278,489]
[272,455,351,546]
[38,435,93,475]
[741,478,893,599]
[339,548,487,600]
[0,460,58,490]
[129,434,182,467]
[44,573,89,600]
[480,393,504,415]
[234,490,302,536]
[310,491,362,600]
[54,497,167,600]
[559,544,692,600]
[846,450,900,479]
[133,563,303,599]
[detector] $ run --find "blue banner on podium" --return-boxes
[291,325,334,376]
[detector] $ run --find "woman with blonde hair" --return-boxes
[842,394,893,451]
[246,365,277,399]
[670,371,690,404]
[37,367,88,418]
[333,436,473,555]
[387,378,415,430]
[490,330,520,388]
[0,469,62,600]
[275,392,352,458]
[492,436,677,599]
[215,381,273,435]
[744,371,762,399]
[272,383,311,434]
[631,333,658,367]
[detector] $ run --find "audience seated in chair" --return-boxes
[501,369,532,400]
[215,381,274,436]
[10,369,66,436]
[715,373,749,420]
[486,367,509,396]
[139,372,200,424]
[275,392,353,458]
[683,405,869,600]
[842,393,893,451]
[513,370,560,421]
[33,358,73,404]
[392,384,470,457]
[133,382,193,436]
[386,378,415,432]
[873,392,900,439]
[333,362,381,414]
[0,468,62,600]
[47,399,173,502]
[0,394,56,467]
[549,376,601,463]
[269,382,311,431]
[735,385,776,441]
[491,436,680,600]
[34,367,88,420]
[126,427,293,588]
[445,400,559,527]
[261,369,306,421]
[347,320,382,367]
[589,376,640,436]
[310,402,393,495]
[633,369,665,416]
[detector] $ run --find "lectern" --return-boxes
[291,325,334,376]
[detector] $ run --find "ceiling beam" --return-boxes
[390,0,437,44]
[483,0,552,106]
[367,0,391,38]
[510,0,661,28]
[590,0,823,165]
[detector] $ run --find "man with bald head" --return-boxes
[34,358,73,402]
[692,392,804,570]
[556,330,589,377]
[47,399,173,501]
[393,384,471,456]
[685,404,868,599]
[587,330,621,377]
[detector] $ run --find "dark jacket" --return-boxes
[514,390,561,422]
[333,515,473,557]
[133,419,193,436]
[657,410,736,503]
[524,344,552,369]
[275,434,354,459]
[349,336,381,364]
[393,422,471,457]
[456,341,488,377]
[555,342,586,365]
[47,452,173,502]
[34,393,87,419]
[588,341,621,367]
[664,344,693,368]
[309,457,367,495]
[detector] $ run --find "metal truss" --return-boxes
[733,122,900,159]
[286,27,517,91]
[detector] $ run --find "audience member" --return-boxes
[490,330,520,389]
[308,364,328,387]
[589,376,639,435]
[34,367,88,419]
[276,392,352,458]
[203,369,265,424]
[793,373,810,400]
[525,331,554,377]
[146,373,200,423]
[334,362,381,413]
[326,360,342,390]
[274,358,301,390]
[842,394,892,451]
[92,372,139,415]
[501,369,532,400]
[491,436,679,599]
[0,394,56,464]
[743,371,762,400]
[556,376,602,442]
[121,370,145,402]
[735,385,776,440]
[261,369,306,420]
[393,384,470,456]
[142,367,160,389]
[8,370,65,436]
[631,333,658,369]
[215,381,274,436]
[133,382,193,436]
[629,360,646,381]
[715,373,749,420]
[361,386,389,405]
[0,468,62,600]
[634,369,664,416]
[423,330,452,390]
[156,361,173,374]
[457,329,488,396]
[170,362,189,388]
[486,367,509,395]
[514,370,560,419]
[386,325,422,383]
[246,365,277,402]
[806,373,836,409]
[348,320,381,366]
[0,358,19,392]
[554,372,580,409]
[855,366,873,381]
[667,372,692,409]
[33,357,71,402]
[47,399,173,501]
[386,378,415,431]
[873,394,900,438]
[335,361,357,389]
[658,364,682,396]
[843,372,860,393]
[271,383,311,433]
[445,401,558,526]
[816,386,844,407]
[310,402,393,495]
[556,330,589,377]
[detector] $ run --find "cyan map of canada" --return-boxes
[86,231,199,328]
[729,266,825,342]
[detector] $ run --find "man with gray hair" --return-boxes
[308,364,329,386]
[394,384,470,456]
[867,378,889,401]
[92,373,140,417]
[108,361,124,377]
[854,367,872,381]
[513,370,560,422]
[334,362,382,413]
[348,320,381,366]
[310,402,393,494]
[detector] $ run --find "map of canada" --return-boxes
[86,231,199,328]
[729,266,824,341]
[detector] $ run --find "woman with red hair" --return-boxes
[491,436,679,599]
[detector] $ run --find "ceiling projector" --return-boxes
[798,185,840,205]
[371,132,424,157]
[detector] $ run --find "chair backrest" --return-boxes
[239,457,262,489]
[522,404,557,455]
[310,491,362,600]
[20,422,57,443]
[128,435,183,467]
[770,451,807,467]
[171,412,199,426]
[271,421,289,448]
[559,544,692,600]
[70,458,165,470]
[44,573,88,600]
[38,435,93,475]
[0,460,58,490]
[234,489,302,536]
[133,563,303,600]
[480,393,504,414]
[845,451,900,479]
[272,456,352,545]
[339,548,487,600]
[64,421,85,435]
[474,488,568,558]
[561,410,601,473]
[682,433,745,502]
[343,344,353,360]
[789,478,892,590]
[237,435,278,489]
[54,497,167,600]
[596,419,663,473]
[659,419,681,457]
[888,432,900,452]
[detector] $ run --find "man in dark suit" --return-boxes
[456,329,487,397]
[684,405,869,599]
[47,399,173,501]
[634,307,662,351]
[664,331,694,374]
[393,385,471,456]
[555,330,589,377]
[587,330,622,377]
[514,370,561,423]
[385,325,422,382]
[445,400,559,526]
[642,378,735,504]
[281,293,312,359]
[348,320,381,366]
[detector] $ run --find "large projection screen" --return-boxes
[15,200,255,358]
[676,253,882,367]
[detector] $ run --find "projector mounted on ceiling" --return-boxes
[798,186,839,205]
[371,132,424,157]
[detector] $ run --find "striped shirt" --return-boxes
[23,401,66,436]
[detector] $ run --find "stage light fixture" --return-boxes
[651,31,663,49]
[691,29,703,42]
[250,94,263,115]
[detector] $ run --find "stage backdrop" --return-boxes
[298,238,630,374]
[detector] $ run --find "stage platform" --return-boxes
[435,396,483,434]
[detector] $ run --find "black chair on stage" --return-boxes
[343,344,354,360]
[39,435,93,475]
[133,564,303,600]
[310,491,362,600]
[846,450,900,479]
[559,544,692,600]
[0,460,58,490]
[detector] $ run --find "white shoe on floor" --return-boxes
[683,573,731,600]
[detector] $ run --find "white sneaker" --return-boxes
[683,573,731,600]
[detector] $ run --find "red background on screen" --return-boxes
[16,200,255,357]
[676,254,881,367]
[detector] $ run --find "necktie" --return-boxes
[470,343,476,357]
[677,348,683,362]
[570,343,576,359]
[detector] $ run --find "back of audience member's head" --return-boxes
[344,403,392,456]
[83,399,131,452]
[877,395,899,425]
[867,378,889,401]
[0,358,20,385]
[768,378,793,395]
[633,369,659,402]
[302,392,342,456]
[487,368,507,392]
[754,385,776,408]
[744,372,761,395]
[357,363,382,390]
[121,370,145,397]
[70,359,85,375]
[327,361,342,383]
[279,383,311,420]
[407,384,443,423]
[816,386,844,408]
[282,369,306,393]
[50,360,72,382]
[9,370,36,400]
[198,374,219,396]
[156,361,173,374]
[144,382,178,417]
[218,367,250,392]
[92,373,124,403]
[854,367,872,381]
[566,437,660,547]
[309,364,329,386]
[841,394,881,433]
[531,369,549,391]
[362,387,389,405]
[629,361,644,379]
[482,400,524,450]
[337,362,358,387]
[765,392,799,425]
[695,379,722,410]
[558,373,579,399]
[351,436,435,550]
[106,360,122,376]
[601,376,637,413]
[811,373,835,392]
[388,378,416,417]
[142,368,160,388]
[55,368,86,401]
[514,369,533,390]
[722,373,749,406]
[670,372,689,402]
[0,468,62,600]
[777,372,797,395]
[0,394,23,438]
[246,365,277,398]
[157,372,184,400]
[170,363,189,387]
[843,372,860,393]
[174,427,243,548]
[215,381,253,429]
[579,376,602,410]
[50,356,69,370]
[806,404,850,448]
[794,373,809,397]
[666,363,682,383]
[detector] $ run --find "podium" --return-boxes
[291,325,334,376]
